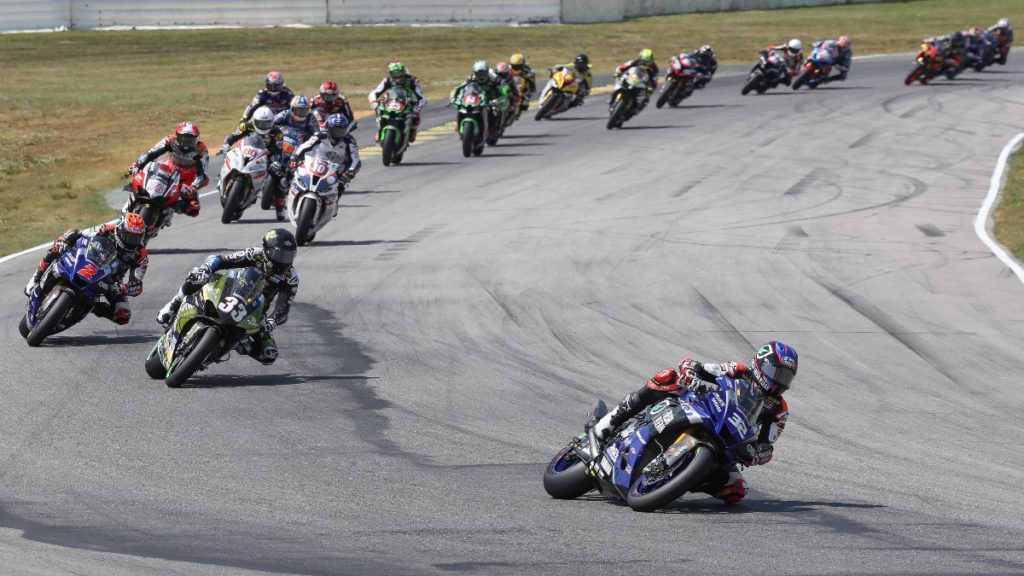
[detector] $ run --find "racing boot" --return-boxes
[156,294,183,327]
[712,467,748,504]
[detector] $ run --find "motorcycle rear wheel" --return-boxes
[165,327,219,388]
[221,179,245,224]
[26,291,74,347]
[295,198,317,247]
[543,444,593,499]
[626,445,714,512]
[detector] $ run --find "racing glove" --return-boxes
[220,143,231,155]
[753,443,774,465]
[188,265,212,285]
[49,239,68,255]
[260,317,276,334]
[125,163,141,177]
[126,279,144,297]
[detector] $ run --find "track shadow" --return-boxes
[670,104,744,109]
[616,125,689,130]
[801,85,876,91]
[500,133,566,139]
[147,247,232,255]
[476,152,542,158]
[653,498,887,515]
[340,189,401,195]
[180,373,373,389]
[338,204,370,208]
[226,217,280,225]
[387,161,461,166]
[305,239,414,247]
[545,116,604,121]
[494,141,553,148]
[41,332,156,346]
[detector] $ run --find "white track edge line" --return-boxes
[974,132,1024,284]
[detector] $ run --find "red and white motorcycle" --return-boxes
[122,158,185,244]
[218,134,272,224]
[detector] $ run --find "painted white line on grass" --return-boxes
[974,132,1024,285]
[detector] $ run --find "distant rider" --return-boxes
[590,341,799,504]
[312,81,355,126]
[509,53,537,109]
[126,121,206,218]
[674,45,718,88]
[268,95,320,221]
[289,114,361,218]
[493,61,523,120]
[240,71,294,122]
[220,106,287,212]
[450,61,511,116]
[25,214,148,326]
[368,61,427,143]
[613,49,660,109]
[551,54,593,108]
[988,18,1013,63]
[156,229,299,365]
[812,36,852,82]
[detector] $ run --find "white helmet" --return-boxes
[252,106,274,135]
[788,38,803,53]
[998,18,1009,28]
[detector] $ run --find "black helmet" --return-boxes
[952,30,965,45]
[752,341,798,395]
[573,53,590,72]
[262,228,297,272]
[698,45,715,62]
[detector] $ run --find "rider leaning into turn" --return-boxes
[765,39,804,81]
[368,61,427,143]
[127,122,209,215]
[492,61,523,116]
[240,71,295,122]
[25,214,149,325]
[156,229,299,365]
[590,341,798,504]
[551,53,593,108]
[613,49,660,109]
[675,45,718,87]
[813,35,852,82]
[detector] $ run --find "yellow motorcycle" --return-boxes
[534,68,579,121]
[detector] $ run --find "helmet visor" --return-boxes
[328,125,349,140]
[254,117,274,133]
[267,246,296,270]
[759,361,796,392]
[176,134,197,152]
[118,228,144,249]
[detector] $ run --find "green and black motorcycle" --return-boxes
[375,85,414,166]
[454,81,488,158]
[145,267,267,388]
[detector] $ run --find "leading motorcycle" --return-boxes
[20,234,121,347]
[454,82,488,158]
[218,134,271,223]
[607,66,650,129]
[145,267,267,388]
[543,375,763,512]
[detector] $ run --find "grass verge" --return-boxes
[0,0,1017,255]
[994,148,1024,260]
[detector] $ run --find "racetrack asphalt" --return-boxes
[1,52,1024,575]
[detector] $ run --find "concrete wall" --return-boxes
[1,0,893,32]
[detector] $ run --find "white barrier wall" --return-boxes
[1,0,894,32]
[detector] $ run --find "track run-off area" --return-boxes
[1,52,1024,575]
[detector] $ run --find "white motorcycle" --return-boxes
[218,134,272,224]
[286,146,346,246]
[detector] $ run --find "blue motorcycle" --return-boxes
[543,375,763,512]
[19,234,121,346]
[792,42,839,90]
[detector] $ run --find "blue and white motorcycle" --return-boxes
[20,235,121,346]
[543,375,763,512]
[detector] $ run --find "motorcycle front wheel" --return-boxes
[26,291,74,347]
[543,443,593,499]
[534,93,558,120]
[905,64,926,86]
[145,345,165,379]
[792,69,812,90]
[741,72,761,95]
[165,327,219,388]
[607,99,626,130]
[626,445,714,512]
[656,80,675,107]
[295,198,317,246]
[221,179,245,224]
[460,120,474,158]
[382,129,397,166]
[18,315,29,339]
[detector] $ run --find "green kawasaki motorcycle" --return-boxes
[376,85,414,166]
[145,267,267,388]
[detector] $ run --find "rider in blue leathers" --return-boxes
[288,114,361,218]
[812,36,852,82]
[240,71,295,123]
